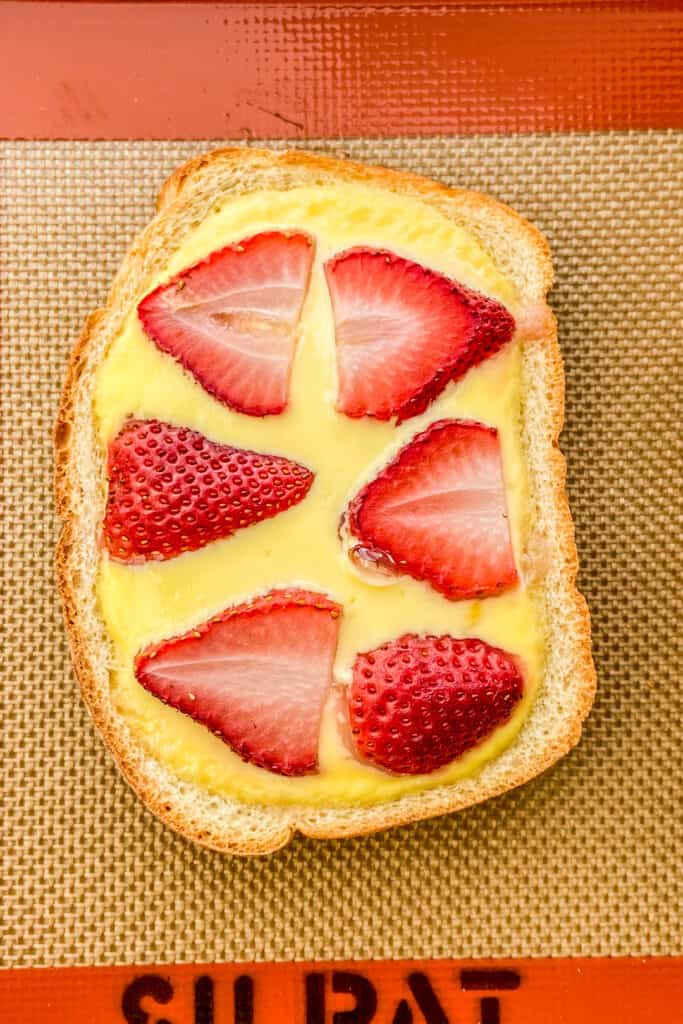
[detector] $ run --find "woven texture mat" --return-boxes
[1,135,681,967]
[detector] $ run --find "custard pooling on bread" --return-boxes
[93,182,546,806]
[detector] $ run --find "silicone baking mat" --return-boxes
[1,131,681,968]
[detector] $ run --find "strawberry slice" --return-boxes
[104,419,313,564]
[135,589,342,776]
[138,231,314,416]
[346,419,518,600]
[324,248,515,422]
[348,634,524,774]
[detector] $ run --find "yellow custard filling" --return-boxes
[94,184,544,807]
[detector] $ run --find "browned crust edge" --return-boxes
[54,146,596,855]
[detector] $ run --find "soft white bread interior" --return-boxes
[55,147,595,855]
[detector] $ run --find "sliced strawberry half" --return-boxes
[348,634,524,775]
[324,248,515,422]
[346,419,518,600]
[138,231,314,416]
[135,589,342,776]
[103,419,313,564]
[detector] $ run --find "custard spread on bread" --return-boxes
[93,183,546,806]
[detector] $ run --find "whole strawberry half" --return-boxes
[346,419,518,601]
[348,634,524,774]
[104,419,313,564]
[138,231,314,416]
[136,589,342,776]
[325,248,515,422]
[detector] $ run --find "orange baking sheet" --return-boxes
[1,958,681,1023]
[1,1,682,139]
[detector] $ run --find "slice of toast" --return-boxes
[55,148,595,854]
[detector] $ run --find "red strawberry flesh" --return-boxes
[347,418,518,600]
[348,634,524,774]
[138,231,314,416]
[135,589,342,776]
[325,248,515,422]
[103,418,313,564]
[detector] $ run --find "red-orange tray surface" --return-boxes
[1,958,682,1022]
[1,1,682,139]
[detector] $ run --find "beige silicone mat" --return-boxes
[1,134,681,967]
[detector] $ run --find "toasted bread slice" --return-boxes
[55,148,595,854]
